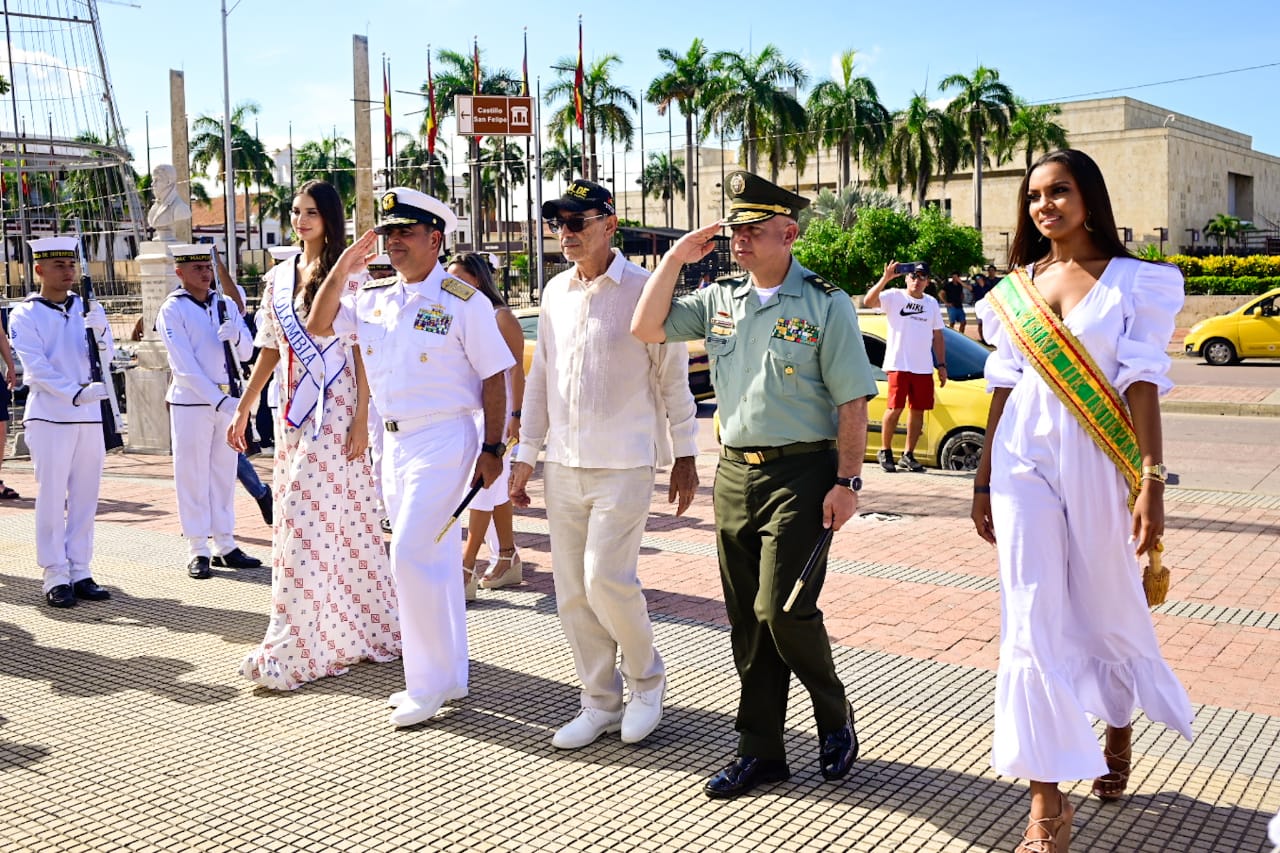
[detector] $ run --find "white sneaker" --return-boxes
[621,677,666,744]
[551,707,624,749]
[387,686,467,708]
[388,693,446,727]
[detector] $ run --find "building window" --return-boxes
[1228,173,1254,221]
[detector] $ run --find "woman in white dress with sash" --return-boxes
[970,150,1193,852]
[228,180,400,689]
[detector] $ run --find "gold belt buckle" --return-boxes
[743,450,765,465]
[217,384,231,393]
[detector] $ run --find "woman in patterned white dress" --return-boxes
[228,180,400,689]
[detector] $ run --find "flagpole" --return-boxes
[576,15,586,178]
[469,35,482,251]
[523,27,534,304]
[534,76,545,300]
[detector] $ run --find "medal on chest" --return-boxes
[414,304,453,335]
[772,316,820,346]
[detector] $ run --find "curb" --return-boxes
[1163,400,1280,417]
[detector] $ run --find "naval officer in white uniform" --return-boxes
[307,187,514,727]
[156,244,261,579]
[8,235,116,608]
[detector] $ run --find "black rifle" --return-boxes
[74,236,124,450]
[208,245,243,399]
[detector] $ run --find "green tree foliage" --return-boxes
[703,45,807,177]
[794,206,983,295]
[293,137,355,212]
[648,38,712,231]
[189,101,276,246]
[638,151,685,228]
[806,50,889,191]
[998,99,1069,169]
[546,53,636,182]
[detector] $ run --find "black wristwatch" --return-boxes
[834,475,862,492]
[481,441,506,457]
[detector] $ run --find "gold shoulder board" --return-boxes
[804,273,840,294]
[441,277,476,301]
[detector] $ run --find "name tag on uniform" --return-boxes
[710,317,735,337]
[773,317,819,345]
[414,305,452,335]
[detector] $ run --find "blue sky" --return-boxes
[97,0,1280,188]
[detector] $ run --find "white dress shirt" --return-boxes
[516,249,698,470]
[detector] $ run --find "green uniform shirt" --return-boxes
[663,258,878,448]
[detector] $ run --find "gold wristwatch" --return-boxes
[1141,463,1168,483]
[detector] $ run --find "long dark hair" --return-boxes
[1008,149,1133,268]
[448,253,505,308]
[295,179,346,312]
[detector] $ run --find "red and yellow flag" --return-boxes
[472,37,481,96]
[383,59,393,165]
[521,29,529,97]
[573,19,584,131]
[426,52,439,157]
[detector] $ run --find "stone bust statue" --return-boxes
[147,163,191,241]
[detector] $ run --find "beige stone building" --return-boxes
[613,96,1280,269]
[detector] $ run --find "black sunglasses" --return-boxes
[548,213,608,234]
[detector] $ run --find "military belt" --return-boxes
[720,440,835,466]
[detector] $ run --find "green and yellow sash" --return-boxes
[987,269,1141,506]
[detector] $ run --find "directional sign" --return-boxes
[455,95,534,137]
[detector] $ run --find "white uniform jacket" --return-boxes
[156,289,252,408]
[9,293,116,424]
[332,263,515,421]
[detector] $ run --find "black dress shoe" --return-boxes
[819,701,859,781]
[704,755,790,799]
[187,556,212,579]
[45,584,77,608]
[256,492,273,525]
[72,578,111,601]
[211,548,262,569]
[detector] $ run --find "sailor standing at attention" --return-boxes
[156,244,262,579]
[306,188,514,727]
[8,235,116,608]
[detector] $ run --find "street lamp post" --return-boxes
[1154,226,1168,255]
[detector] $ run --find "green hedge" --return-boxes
[1183,276,1280,295]
[1167,255,1280,278]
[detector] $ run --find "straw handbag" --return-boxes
[1143,540,1170,607]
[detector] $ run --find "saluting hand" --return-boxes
[666,221,724,265]
[339,229,380,275]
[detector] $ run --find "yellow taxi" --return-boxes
[1183,288,1280,365]
[514,307,713,401]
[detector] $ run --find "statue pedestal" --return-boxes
[126,241,177,454]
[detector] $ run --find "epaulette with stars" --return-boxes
[440,277,476,301]
[804,273,840,295]
[361,275,398,290]
[715,272,745,286]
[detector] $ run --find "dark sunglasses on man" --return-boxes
[547,213,608,234]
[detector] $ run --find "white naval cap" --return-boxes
[376,186,458,235]
[27,235,80,261]
[366,253,394,277]
[267,245,302,262]
[170,244,214,263]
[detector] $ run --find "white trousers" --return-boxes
[544,462,665,712]
[27,421,105,593]
[383,414,475,700]
[170,405,237,557]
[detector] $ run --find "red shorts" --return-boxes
[886,371,935,410]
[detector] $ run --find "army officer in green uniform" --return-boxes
[632,171,878,799]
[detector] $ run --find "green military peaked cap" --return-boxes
[722,170,810,225]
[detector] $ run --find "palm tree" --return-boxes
[264,184,295,245]
[1204,213,1244,256]
[422,48,518,228]
[542,141,583,191]
[647,38,713,230]
[800,185,906,231]
[877,93,963,211]
[292,137,356,211]
[807,50,890,191]
[190,101,276,250]
[0,74,8,94]
[940,66,1016,229]
[998,99,1070,170]
[392,131,448,197]
[546,54,636,182]
[480,137,526,235]
[638,152,684,228]
[704,45,808,176]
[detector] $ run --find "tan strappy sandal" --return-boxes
[462,565,479,602]
[1015,792,1073,853]
[480,550,523,589]
[1092,736,1132,801]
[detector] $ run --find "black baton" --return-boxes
[782,526,834,613]
[434,437,518,543]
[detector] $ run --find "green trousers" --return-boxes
[713,448,847,760]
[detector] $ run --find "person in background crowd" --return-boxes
[0,310,18,500]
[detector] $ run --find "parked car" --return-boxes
[855,314,993,471]
[513,307,713,401]
[1183,287,1280,365]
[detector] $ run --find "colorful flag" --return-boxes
[426,52,439,157]
[20,160,28,197]
[521,29,529,97]
[383,59,393,166]
[472,37,481,96]
[574,19,584,131]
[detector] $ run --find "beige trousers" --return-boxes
[544,462,665,712]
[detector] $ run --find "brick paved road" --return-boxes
[0,413,1276,852]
